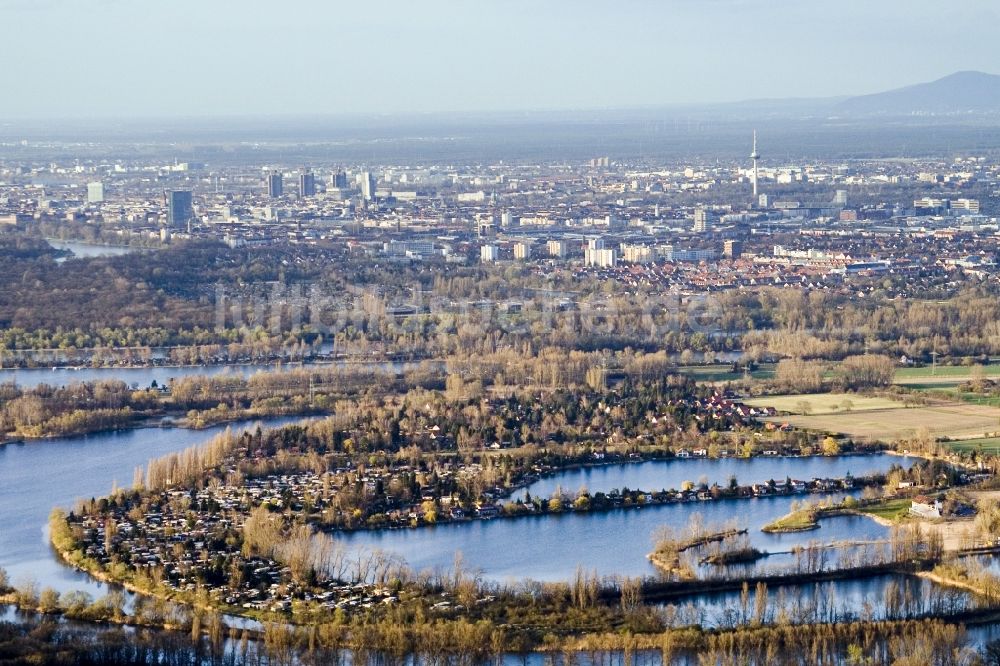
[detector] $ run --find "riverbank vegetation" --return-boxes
[0,348,838,445]
[0,363,424,438]
[650,518,757,576]
[0,613,993,665]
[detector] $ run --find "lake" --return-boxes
[48,239,141,261]
[0,362,311,390]
[339,455,912,583]
[517,453,904,499]
[0,416,310,597]
[0,359,430,390]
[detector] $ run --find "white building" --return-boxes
[693,208,711,233]
[358,172,376,201]
[87,182,104,204]
[501,211,519,227]
[952,198,981,215]
[384,241,437,259]
[546,239,568,258]
[585,247,617,267]
[661,245,717,262]
[480,245,499,263]
[621,244,654,264]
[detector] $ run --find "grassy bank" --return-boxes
[857,498,912,522]
[762,498,912,533]
[761,507,821,533]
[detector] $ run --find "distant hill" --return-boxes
[837,71,1000,115]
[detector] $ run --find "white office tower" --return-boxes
[834,190,848,206]
[358,172,376,201]
[87,182,104,203]
[513,241,532,260]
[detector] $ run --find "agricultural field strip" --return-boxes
[760,402,1000,440]
[745,393,903,415]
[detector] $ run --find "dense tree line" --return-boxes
[6,228,1000,369]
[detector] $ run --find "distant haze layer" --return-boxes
[2,0,1000,119]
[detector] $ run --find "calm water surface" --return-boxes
[519,453,905,499]
[0,359,429,390]
[340,454,915,583]
[665,573,979,629]
[0,417,308,596]
[48,240,140,260]
[0,363,311,390]
[341,494,895,582]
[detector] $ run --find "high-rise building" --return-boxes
[332,171,348,188]
[87,182,104,204]
[359,171,376,201]
[724,240,744,259]
[750,130,761,201]
[299,171,316,197]
[480,245,499,263]
[622,244,654,264]
[584,238,616,267]
[834,190,848,206]
[266,172,283,198]
[167,190,193,226]
[584,247,617,268]
[513,241,532,260]
[547,240,568,258]
[693,208,712,233]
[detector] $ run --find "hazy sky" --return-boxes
[4,0,999,119]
